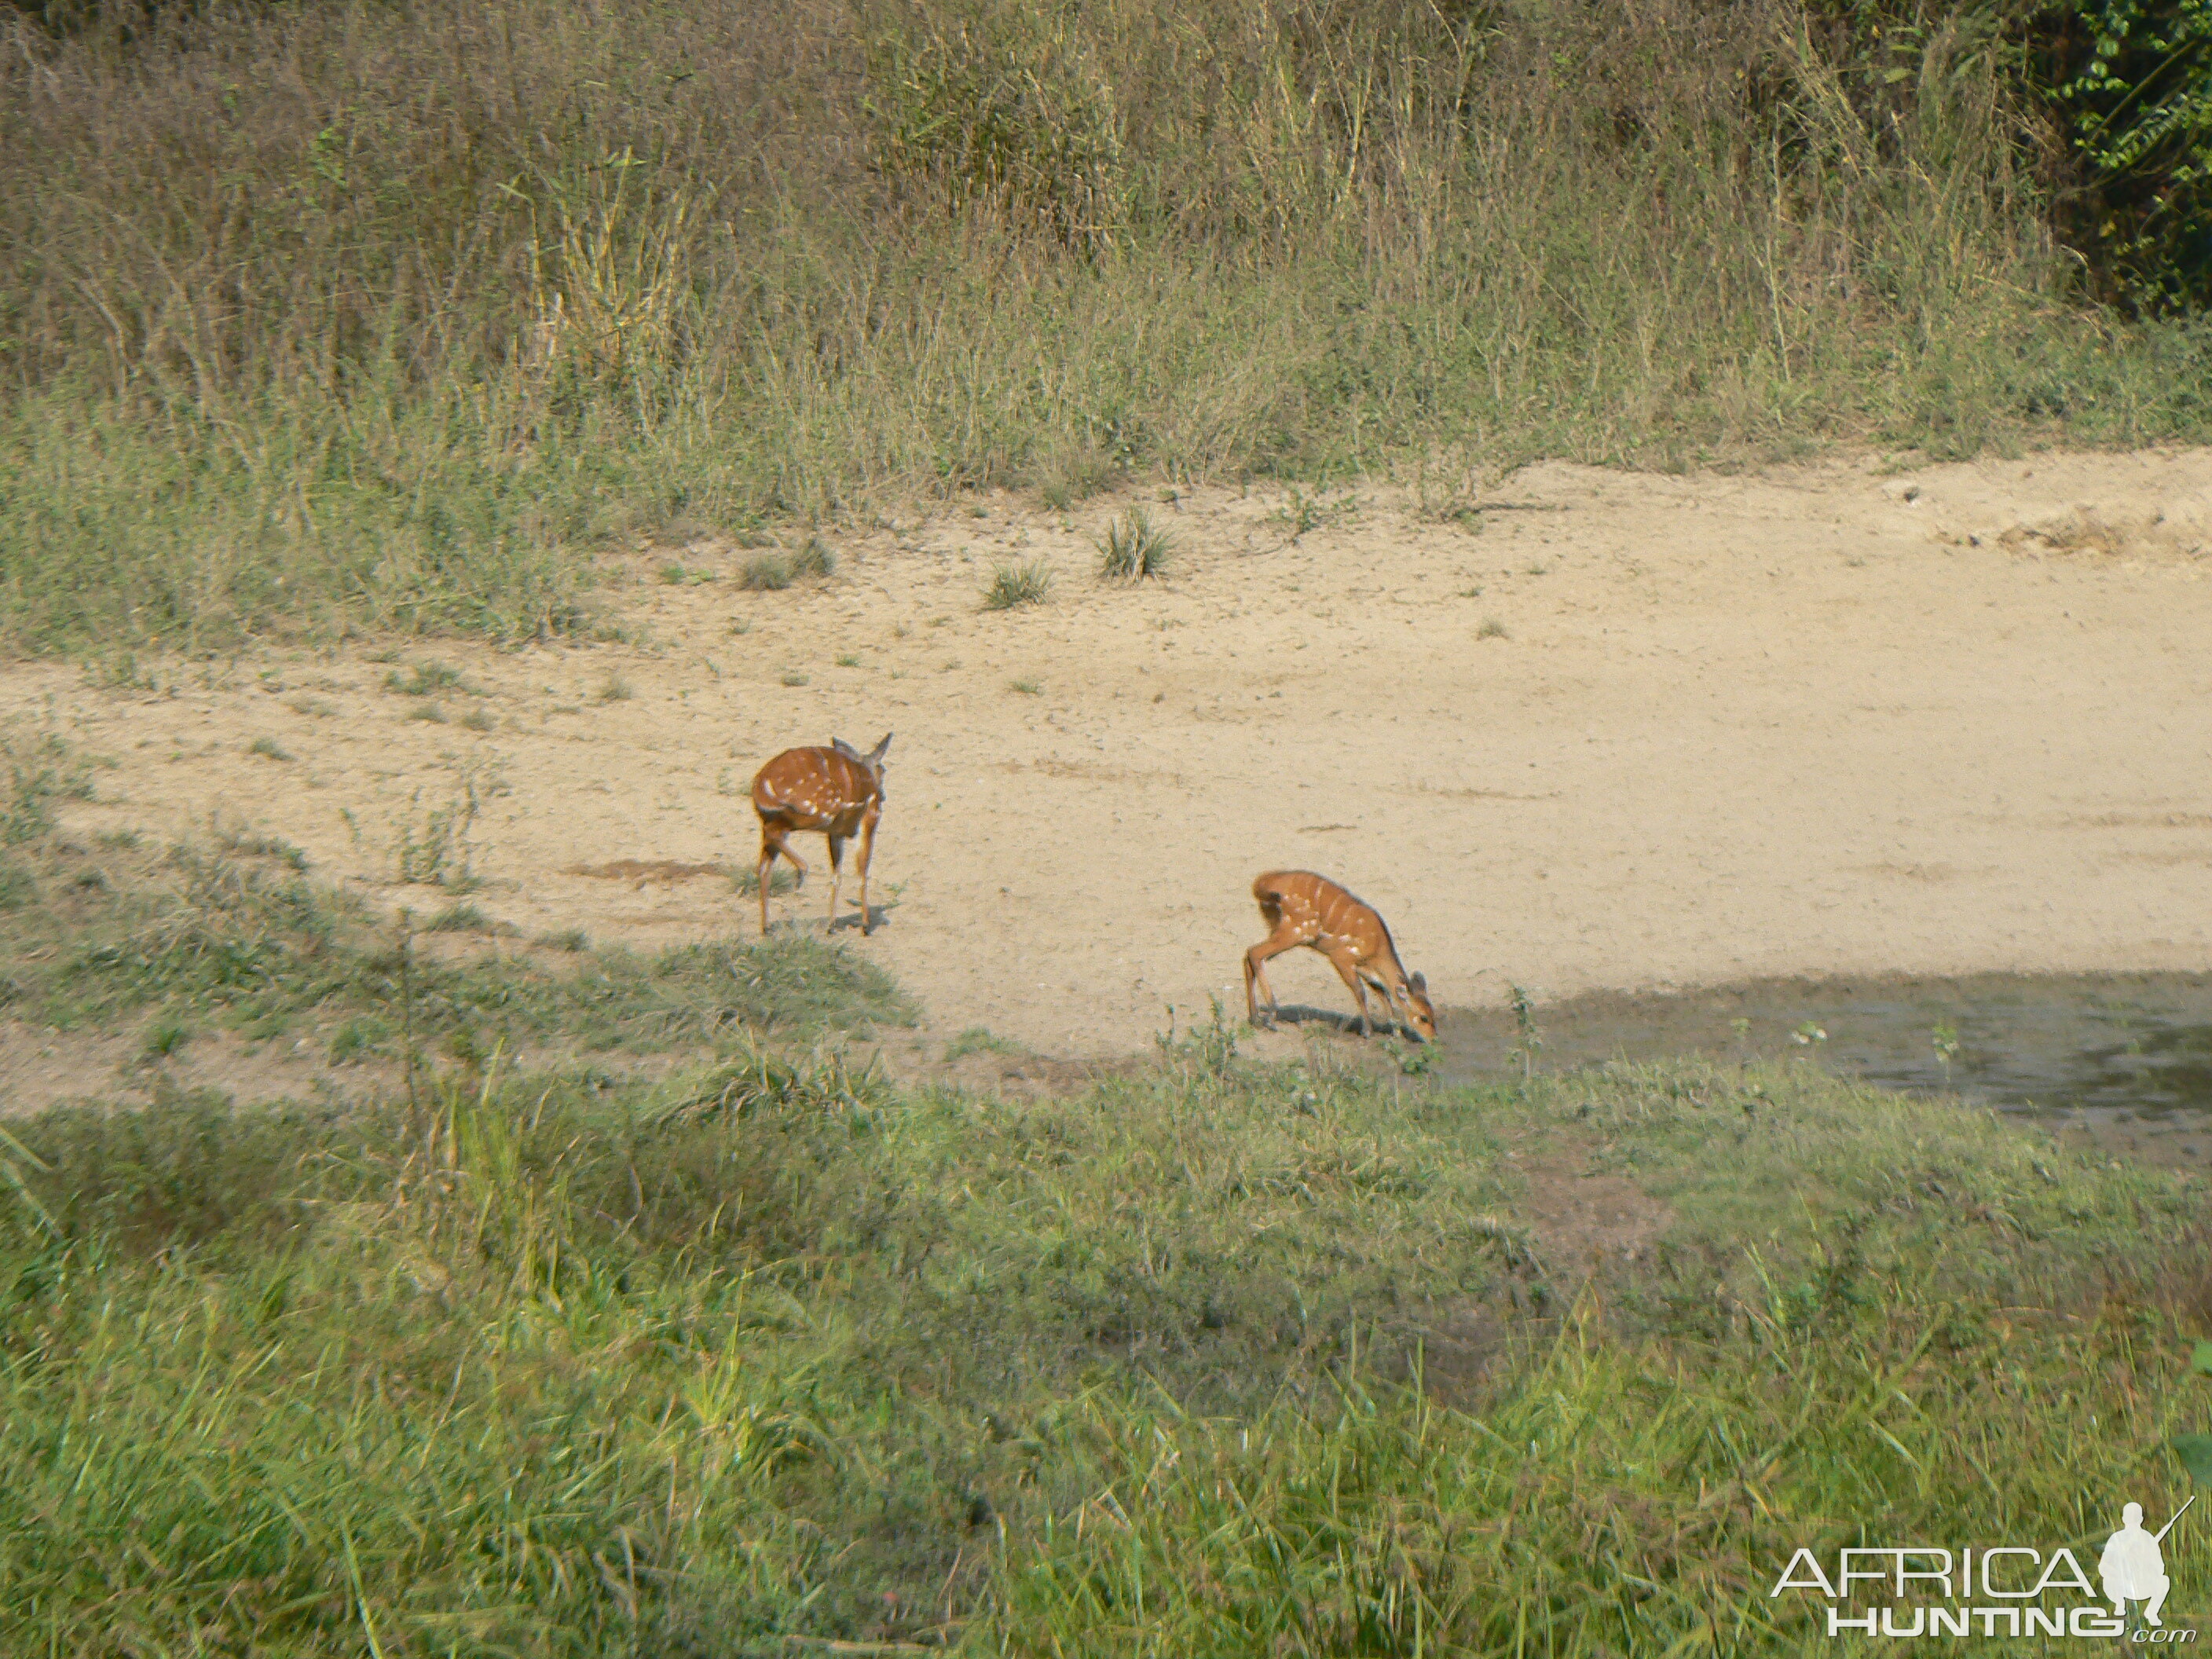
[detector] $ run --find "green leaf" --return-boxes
[2193,1340,2212,1376]
[2174,1434,2212,1487]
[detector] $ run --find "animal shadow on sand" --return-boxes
[1259,1002,1424,1040]
[824,899,895,936]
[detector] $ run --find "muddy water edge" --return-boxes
[1430,972,2212,1169]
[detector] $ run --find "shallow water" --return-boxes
[1428,972,2212,1164]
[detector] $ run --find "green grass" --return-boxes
[1095,507,1174,581]
[4,0,2210,657]
[0,1044,2202,1655]
[943,1024,1025,1060]
[424,900,496,934]
[730,863,800,897]
[0,808,914,1065]
[383,661,465,698]
[983,560,1053,611]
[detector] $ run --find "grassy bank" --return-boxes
[5,0,2212,656]
[0,1046,2204,1654]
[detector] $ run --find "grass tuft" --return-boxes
[740,553,793,591]
[139,1011,192,1059]
[384,661,464,698]
[425,902,494,933]
[983,560,1053,611]
[1095,507,1174,580]
[729,865,800,897]
[944,1024,1025,1060]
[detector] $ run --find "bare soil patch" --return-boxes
[5,449,2212,1104]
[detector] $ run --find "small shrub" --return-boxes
[384,661,463,698]
[141,1013,192,1060]
[983,561,1053,610]
[658,562,689,585]
[328,1015,390,1063]
[0,860,35,911]
[1270,486,1354,541]
[780,671,811,687]
[1096,508,1173,581]
[246,736,292,762]
[2,731,93,847]
[793,537,837,578]
[214,826,307,870]
[1009,678,1042,695]
[741,553,793,591]
[537,928,589,952]
[395,786,479,889]
[944,1025,1024,1060]
[1478,617,1509,639]
[427,902,493,933]
[460,707,496,732]
[408,702,448,723]
[596,672,632,704]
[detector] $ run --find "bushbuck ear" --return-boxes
[868,732,893,766]
[1410,972,1428,995]
[831,738,860,760]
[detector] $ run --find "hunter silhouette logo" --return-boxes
[2104,1496,2192,1628]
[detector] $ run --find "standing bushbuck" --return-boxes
[1243,870,1437,1041]
[750,733,891,936]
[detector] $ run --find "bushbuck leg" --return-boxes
[756,823,809,936]
[1320,939,1380,1035]
[825,833,846,929]
[1243,918,1313,1028]
[852,808,881,934]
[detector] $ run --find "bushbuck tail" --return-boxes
[750,733,891,936]
[1243,870,1436,1041]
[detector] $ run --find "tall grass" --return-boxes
[0,1046,2203,1654]
[3,0,2210,654]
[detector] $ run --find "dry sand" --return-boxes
[5,447,2211,1102]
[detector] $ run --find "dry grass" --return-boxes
[1,0,2208,655]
